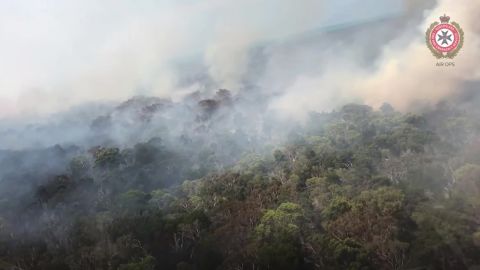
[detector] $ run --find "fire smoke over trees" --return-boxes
[0,0,480,269]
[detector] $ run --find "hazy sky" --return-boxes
[0,0,403,117]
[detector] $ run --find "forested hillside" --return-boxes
[1,91,480,270]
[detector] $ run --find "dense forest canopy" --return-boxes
[1,89,480,270]
[1,0,480,269]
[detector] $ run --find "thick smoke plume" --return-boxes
[269,0,480,119]
[0,0,325,118]
[0,0,478,149]
[360,0,480,109]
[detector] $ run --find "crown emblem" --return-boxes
[439,14,450,23]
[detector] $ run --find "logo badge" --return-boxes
[426,14,464,59]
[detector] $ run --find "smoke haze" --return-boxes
[268,0,480,119]
[0,0,478,147]
[1,0,405,118]
[2,2,480,269]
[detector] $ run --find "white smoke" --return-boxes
[0,0,327,118]
[2,0,477,123]
[268,0,480,120]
